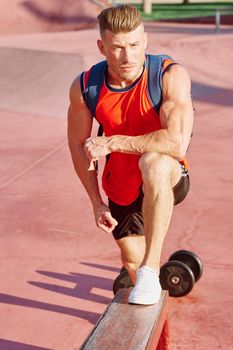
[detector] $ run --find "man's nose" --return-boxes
[122,47,132,62]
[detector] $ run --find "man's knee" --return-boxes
[139,152,172,184]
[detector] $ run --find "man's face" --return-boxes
[97,24,147,84]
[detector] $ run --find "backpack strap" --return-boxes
[81,60,107,139]
[81,60,107,119]
[147,54,176,113]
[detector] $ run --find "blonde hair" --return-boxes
[97,5,143,36]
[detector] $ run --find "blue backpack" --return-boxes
[81,54,174,136]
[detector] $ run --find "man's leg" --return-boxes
[139,152,181,274]
[116,235,145,284]
[109,190,146,284]
[127,152,181,304]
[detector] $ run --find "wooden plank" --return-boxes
[80,288,169,350]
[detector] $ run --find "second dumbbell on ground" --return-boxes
[113,250,203,298]
[160,250,203,297]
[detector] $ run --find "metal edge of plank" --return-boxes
[146,290,169,350]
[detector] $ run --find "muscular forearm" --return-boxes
[68,142,104,209]
[108,129,184,159]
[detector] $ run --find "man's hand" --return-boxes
[93,203,118,234]
[84,136,112,170]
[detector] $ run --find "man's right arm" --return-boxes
[67,76,118,233]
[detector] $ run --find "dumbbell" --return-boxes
[112,266,133,295]
[159,250,203,297]
[113,250,203,297]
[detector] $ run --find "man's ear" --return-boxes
[97,39,105,56]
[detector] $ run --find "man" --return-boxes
[68,5,193,305]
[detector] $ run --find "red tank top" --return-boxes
[84,59,172,205]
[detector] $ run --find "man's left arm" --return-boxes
[84,65,193,161]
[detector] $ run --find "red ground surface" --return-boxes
[0,16,233,350]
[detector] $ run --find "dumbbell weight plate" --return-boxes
[113,270,134,295]
[159,260,195,297]
[120,266,127,273]
[169,250,203,282]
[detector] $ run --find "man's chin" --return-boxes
[120,71,139,83]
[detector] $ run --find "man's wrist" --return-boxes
[108,135,136,153]
[107,136,118,152]
[91,196,105,211]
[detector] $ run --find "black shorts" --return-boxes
[109,164,190,240]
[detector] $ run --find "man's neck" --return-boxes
[106,65,144,89]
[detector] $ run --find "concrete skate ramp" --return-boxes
[0,0,106,35]
[0,45,232,121]
[0,47,83,118]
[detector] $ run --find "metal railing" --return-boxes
[215,7,233,33]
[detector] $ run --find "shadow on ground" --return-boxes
[0,339,52,350]
[28,270,113,304]
[0,264,118,325]
[192,81,233,107]
[0,265,119,327]
[0,292,101,325]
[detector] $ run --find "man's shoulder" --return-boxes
[163,64,189,80]
[69,74,82,100]
[162,64,191,100]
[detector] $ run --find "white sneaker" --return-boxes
[128,266,162,305]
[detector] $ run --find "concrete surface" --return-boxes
[0,0,106,36]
